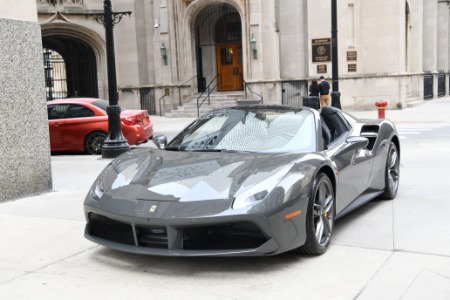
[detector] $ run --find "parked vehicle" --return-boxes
[84,105,400,256]
[47,98,153,154]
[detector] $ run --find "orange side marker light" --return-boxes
[285,210,302,220]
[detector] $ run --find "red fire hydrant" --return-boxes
[375,100,388,119]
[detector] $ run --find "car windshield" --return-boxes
[167,108,317,153]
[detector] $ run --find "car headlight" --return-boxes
[88,166,110,201]
[232,165,292,209]
[233,190,270,209]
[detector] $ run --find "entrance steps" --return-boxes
[164,92,245,118]
[405,96,425,108]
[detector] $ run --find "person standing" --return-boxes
[318,76,331,107]
[309,80,320,97]
[308,80,321,109]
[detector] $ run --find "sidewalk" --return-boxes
[347,96,450,124]
[0,97,449,299]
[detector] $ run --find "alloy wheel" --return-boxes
[387,145,400,194]
[313,179,334,247]
[86,132,106,155]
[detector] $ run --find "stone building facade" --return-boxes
[0,0,52,201]
[36,0,450,115]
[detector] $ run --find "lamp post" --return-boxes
[86,0,132,158]
[331,0,342,109]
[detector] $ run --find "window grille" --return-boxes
[43,49,68,100]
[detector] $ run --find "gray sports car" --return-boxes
[84,105,400,256]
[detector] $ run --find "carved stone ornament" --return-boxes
[39,0,83,6]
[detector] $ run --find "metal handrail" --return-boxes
[196,74,221,117]
[242,77,263,103]
[174,75,198,106]
[158,75,198,116]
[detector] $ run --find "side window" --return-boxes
[336,111,352,129]
[320,107,350,143]
[47,104,69,119]
[66,105,95,118]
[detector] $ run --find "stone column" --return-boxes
[437,0,449,72]
[259,0,281,80]
[408,0,423,73]
[279,0,307,78]
[423,0,438,72]
[0,1,52,201]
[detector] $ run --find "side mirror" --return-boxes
[152,135,168,150]
[344,136,369,152]
[335,136,369,156]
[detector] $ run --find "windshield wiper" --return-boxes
[192,148,225,152]
[192,149,252,153]
[222,149,253,153]
[164,146,181,151]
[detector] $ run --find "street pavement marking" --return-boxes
[396,123,450,141]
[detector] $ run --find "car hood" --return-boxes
[93,149,319,217]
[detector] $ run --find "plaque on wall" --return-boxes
[317,64,327,74]
[347,51,357,61]
[348,64,357,72]
[312,38,331,63]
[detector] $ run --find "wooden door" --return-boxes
[216,44,243,91]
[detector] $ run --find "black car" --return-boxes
[84,105,400,256]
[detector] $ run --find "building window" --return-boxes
[215,12,242,44]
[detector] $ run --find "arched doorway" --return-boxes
[194,4,243,92]
[42,35,98,100]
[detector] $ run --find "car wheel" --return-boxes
[380,142,400,200]
[84,131,106,155]
[299,173,335,255]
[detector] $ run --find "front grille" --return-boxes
[136,225,168,249]
[88,213,135,245]
[88,214,268,252]
[183,222,268,250]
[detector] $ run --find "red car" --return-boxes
[47,98,153,154]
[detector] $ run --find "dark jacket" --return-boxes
[319,81,330,95]
[309,84,320,96]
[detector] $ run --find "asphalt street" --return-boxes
[0,98,450,299]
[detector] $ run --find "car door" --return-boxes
[330,142,373,214]
[59,104,96,150]
[321,110,373,213]
[47,104,69,151]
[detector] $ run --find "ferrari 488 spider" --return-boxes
[84,105,400,256]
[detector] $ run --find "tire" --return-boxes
[379,142,400,200]
[84,131,106,155]
[298,173,335,255]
